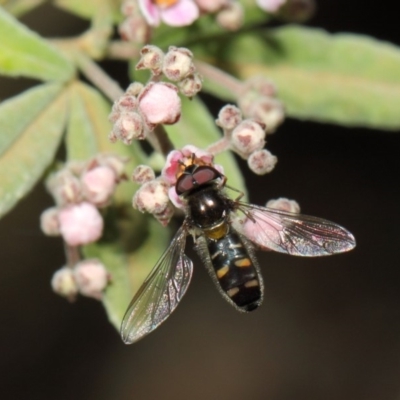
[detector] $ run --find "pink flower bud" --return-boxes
[178,73,202,98]
[121,0,139,16]
[51,267,78,302]
[231,120,266,157]
[119,16,151,44]
[216,2,244,31]
[96,154,128,180]
[81,166,117,206]
[58,202,104,246]
[266,197,300,213]
[246,97,285,134]
[74,259,110,300]
[133,179,170,215]
[112,112,145,143]
[162,46,195,82]
[132,165,156,184]
[138,83,181,129]
[40,207,61,236]
[256,0,286,12]
[136,45,164,75]
[126,82,144,96]
[247,149,277,175]
[195,0,228,12]
[216,104,242,130]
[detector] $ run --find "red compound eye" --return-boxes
[192,166,219,185]
[176,174,194,195]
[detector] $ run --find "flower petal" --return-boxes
[256,0,286,12]
[161,0,199,26]
[138,0,161,26]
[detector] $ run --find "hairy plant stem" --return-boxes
[74,51,124,101]
[107,41,140,60]
[195,60,244,98]
[65,244,81,268]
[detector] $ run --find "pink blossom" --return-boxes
[161,145,214,185]
[256,0,286,12]
[58,202,104,246]
[74,260,110,300]
[81,166,117,206]
[138,82,181,129]
[139,0,199,27]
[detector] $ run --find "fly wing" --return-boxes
[120,226,193,344]
[233,202,356,257]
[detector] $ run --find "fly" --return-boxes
[120,160,356,344]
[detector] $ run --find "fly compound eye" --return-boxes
[176,174,195,195]
[192,166,221,185]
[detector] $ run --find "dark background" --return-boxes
[1,1,400,399]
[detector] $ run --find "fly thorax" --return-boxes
[186,186,227,230]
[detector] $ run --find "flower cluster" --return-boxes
[132,145,223,223]
[214,104,278,175]
[51,260,111,302]
[41,154,127,301]
[238,77,285,134]
[118,0,244,35]
[109,45,201,145]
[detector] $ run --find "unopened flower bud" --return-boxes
[58,202,104,246]
[138,82,181,129]
[40,207,61,236]
[133,179,170,215]
[243,77,277,98]
[256,0,286,13]
[119,16,151,43]
[246,97,285,134]
[195,0,228,12]
[136,45,164,75]
[231,120,266,157]
[112,112,145,144]
[266,197,300,213]
[126,82,144,96]
[82,166,117,206]
[163,46,195,81]
[51,267,78,301]
[121,0,138,16]
[216,2,244,31]
[248,149,277,175]
[178,73,202,98]
[155,202,175,226]
[216,104,242,130]
[46,170,82,206]
[74,259,110,300]
[97,154,128,180]
[132,165,156,184]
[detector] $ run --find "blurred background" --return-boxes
[1,1,400,399]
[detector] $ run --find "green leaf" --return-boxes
[199,25,400,130]
[84,211,170,330]
[0,8,74,81]
[66,82,146,200]
[165,96,248,198]
[0,83,68,218]
[3,0,46,17]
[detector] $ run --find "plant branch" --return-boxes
[107,41,140,60]
[74,51,124,102]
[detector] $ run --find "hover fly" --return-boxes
[121,157,356,344]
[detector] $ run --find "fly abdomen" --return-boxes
[207,230,263,312]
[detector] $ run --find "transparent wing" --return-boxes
[233,202,356,256]
[120,225,193,344]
